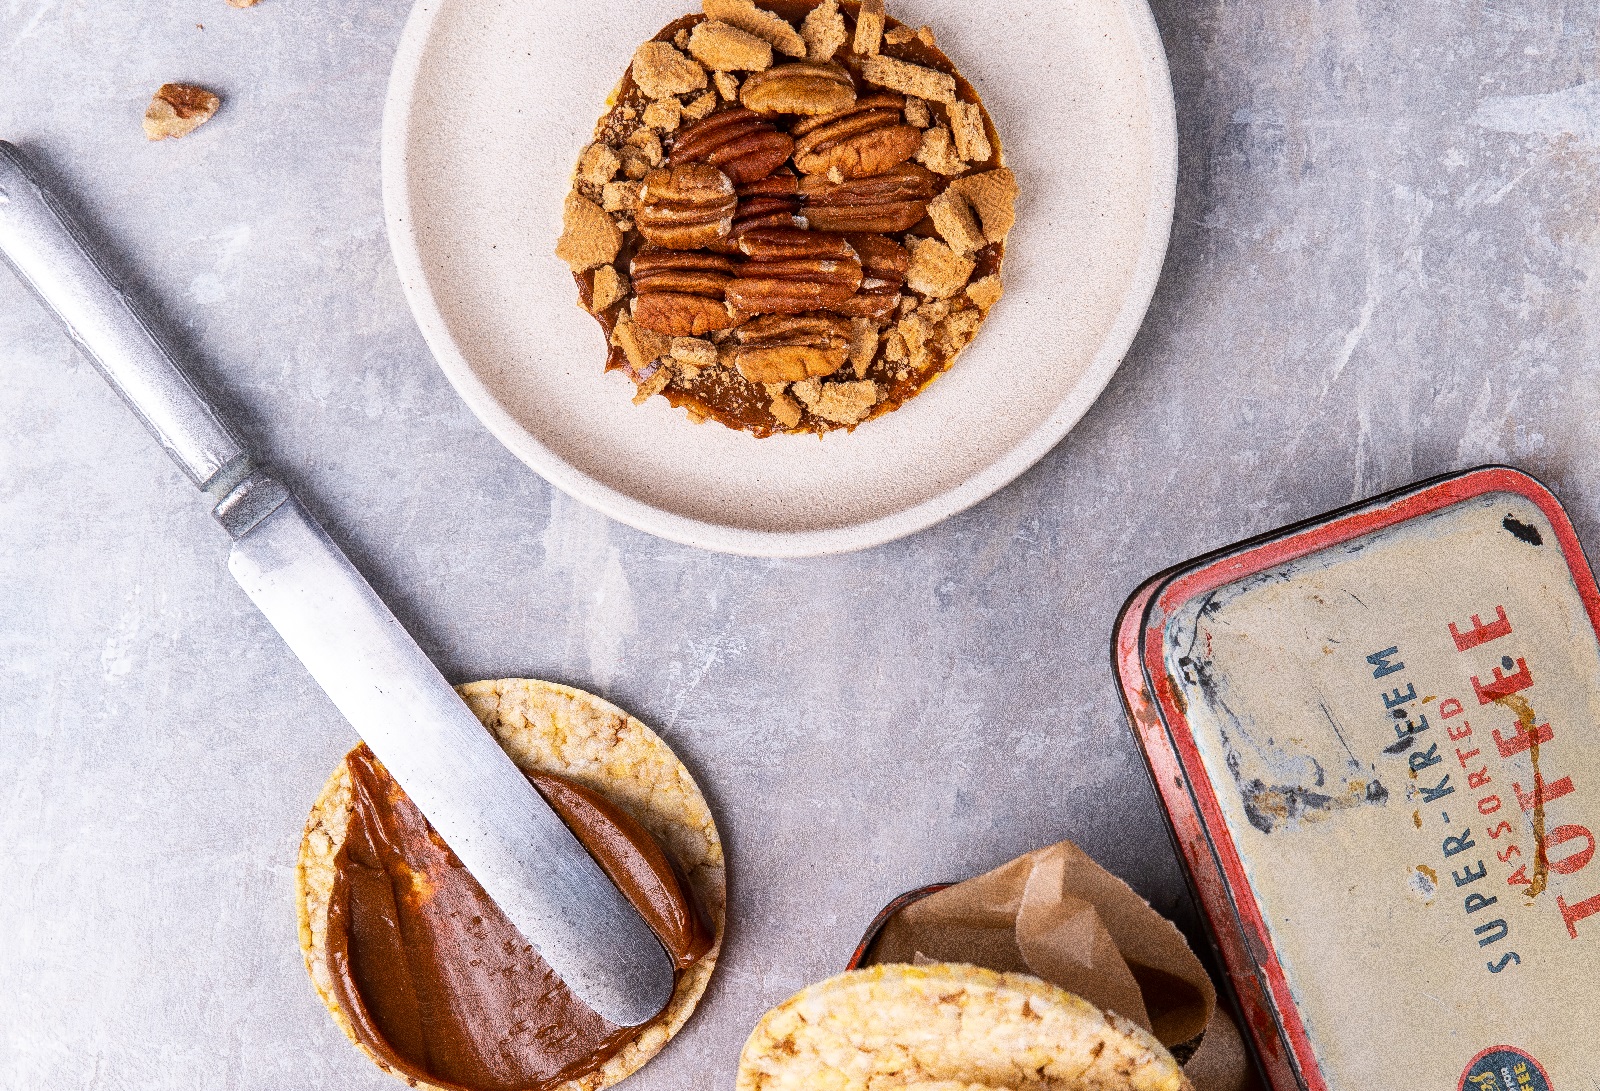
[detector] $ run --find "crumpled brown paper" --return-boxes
[861,841,1258,1091]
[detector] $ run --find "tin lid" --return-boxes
[1119,467,1595,1090]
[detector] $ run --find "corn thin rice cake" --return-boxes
[737,962,1189,1091]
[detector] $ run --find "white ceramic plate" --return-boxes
[382,0,1176,557]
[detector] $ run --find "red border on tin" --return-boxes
[1136,467,1600,1090]
[1115,579,1294,1091]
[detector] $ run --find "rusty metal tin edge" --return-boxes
[1123,464,1600,1091]
[844,884,955,971]
[1113,576,1297,1091]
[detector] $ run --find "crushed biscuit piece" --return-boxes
[612,311,671,372]
[937,306,982,354]
[927,188,985,256]
[920,297,952,323]
[793,377,878,425]
[619,105,638,122]
[905,236,975,299]
[883,329,908,363]
[674,27,691,49]
[801,0,847,61]
[627,127,664,162]
[631,41,707,99]
[860,54,956,103]
[556,192,623,272]
[853,0,885,55]
[950,167,1017,243]
[621,149,653,180]
[632,362,674,404]
[884,25,915,46]
[768,389,803,428]
[966,274,1003,312]
[589,265,629,313]
[671,336,719,370]
[143,83,220,141]
[613,217,634,232]
[703,0,806,58]
[847,318,879,378]
[577,142,621,188]
[827,165,845,184]
[617,127,656,163]
[644,99,682,132]
[914,124,966,175]
[620,127,664,179]
[916,25,936,47]
[689,19,774,71]
[683,90,719,120]
[602,180,641,212]
[947,100,991,163]
[897,311,933,368]
[903,96,931,128]
[713,71,741,101]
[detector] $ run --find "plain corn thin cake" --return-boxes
[736,963,1190,1091]
[556,0,1015,436]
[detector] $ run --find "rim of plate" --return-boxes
[381,0,1177,558]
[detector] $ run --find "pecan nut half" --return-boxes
[710,171,804,251]
[733,313,853,383]
[797,162,937,233]
[740,60,856,116]
[833,233,908,320]
[845,232,910,284]
[835,287,901,321]
[737,225,858,261]
[725,226,864,316]
[637,163,737,249]
[669,109,794,185]
[631,249,740,336]
[791,93,922,179]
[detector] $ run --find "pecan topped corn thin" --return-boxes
[557,0,1015,436]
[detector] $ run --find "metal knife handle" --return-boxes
[0,141,246,490]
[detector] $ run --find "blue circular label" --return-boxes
[1460,1047,1552,1091]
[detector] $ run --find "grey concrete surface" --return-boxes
[2,0,1596,1087]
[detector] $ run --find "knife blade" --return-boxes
[0,141,676,1028]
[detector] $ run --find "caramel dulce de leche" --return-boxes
[324,745,712,1091]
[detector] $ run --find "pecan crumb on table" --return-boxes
[143,84,221,141]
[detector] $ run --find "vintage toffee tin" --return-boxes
[1115,466,1599,1089]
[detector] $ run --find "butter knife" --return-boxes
[0,141,675,1028]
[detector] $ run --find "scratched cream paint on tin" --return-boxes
[1158,481,1592,1086]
